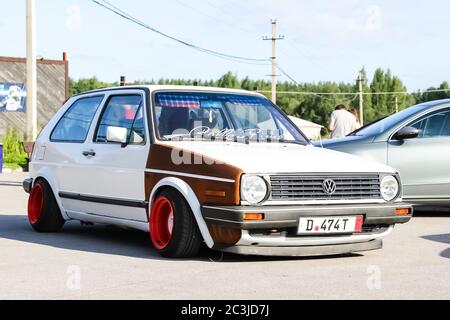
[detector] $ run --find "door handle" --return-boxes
[82,150,96,157]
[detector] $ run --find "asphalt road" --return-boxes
[0,173,449,300]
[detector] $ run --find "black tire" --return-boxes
[28,179,65,233]
[149,188,203,258]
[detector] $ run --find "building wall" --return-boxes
[0,56,68,137]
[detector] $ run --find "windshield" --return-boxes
[350,105,426,136]
[153,91,308,144]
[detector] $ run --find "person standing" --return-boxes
[349,108,362,130]
[328,104,358,139]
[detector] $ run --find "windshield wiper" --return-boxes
[161,133,195,141]
[162,132,306,146]
[279,139,308,146]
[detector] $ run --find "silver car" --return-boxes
[317,99,450,207]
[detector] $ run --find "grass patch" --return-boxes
[2,162,23,170]
[1,128,28,169]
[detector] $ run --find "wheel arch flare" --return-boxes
[148,177,215,248]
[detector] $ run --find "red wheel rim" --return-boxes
[150,196,175,250]
[28,184,44,225]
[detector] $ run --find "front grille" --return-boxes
[270,174,381,201]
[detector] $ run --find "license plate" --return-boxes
[298,216,363,235]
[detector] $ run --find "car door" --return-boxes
[47,94,105,212]
[65,90,151,222]
[387,107,450,202]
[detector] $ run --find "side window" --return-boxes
[409,108,450,138]
[51,96,104,143]
[94,95,145,144]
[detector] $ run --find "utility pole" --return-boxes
[357,70,364,125]
[26,0,37,141]
[394,95,399,113]
[263,20,284,104]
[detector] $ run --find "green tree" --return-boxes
[415,81,450,103]
[369,68,413,122]
[67,70,447,133]
[217,72,240,88]
[69,77,114,95]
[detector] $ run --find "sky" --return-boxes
[1,0,449,91]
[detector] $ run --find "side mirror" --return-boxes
[393,126,419,140]
[106,126,128,144]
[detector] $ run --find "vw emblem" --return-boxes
[322,179,337,195]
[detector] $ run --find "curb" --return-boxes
[0,168,26,174]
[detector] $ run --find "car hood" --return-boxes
[159,141,396,174]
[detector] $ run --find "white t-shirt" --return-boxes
[330,110,357,139]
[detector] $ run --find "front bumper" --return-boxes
[202,202,412,229]
[202,202,412,256]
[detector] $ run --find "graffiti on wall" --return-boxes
[0,82,26,112]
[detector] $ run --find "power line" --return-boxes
[91,0,270,65]
[273,64,356,102]
[276,63,299,84]
[410,88,450,94]
[89,0,449,98]
[267,63,450,97]
[183,0,256,34]
[281,35,328,75]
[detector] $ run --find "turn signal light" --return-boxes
[243,213,264,221]
[395,208,410,216]
[205,190,226,198]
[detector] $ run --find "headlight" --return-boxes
[380,175,399,201]
[241,175,268,205]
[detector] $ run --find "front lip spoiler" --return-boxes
[201,202,413,229]
[221,239,383,257]
[235,226,394,247]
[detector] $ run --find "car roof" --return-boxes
[354,98,450,141]
[73,85,266,98]
[413,98,450,111]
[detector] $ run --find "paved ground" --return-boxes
[0,173,449,300]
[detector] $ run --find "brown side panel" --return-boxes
[208,224,241,246]
[145,144,243,206]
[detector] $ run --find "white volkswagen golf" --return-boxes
[23,85,412,258]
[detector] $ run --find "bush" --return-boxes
[1,128,28,167]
